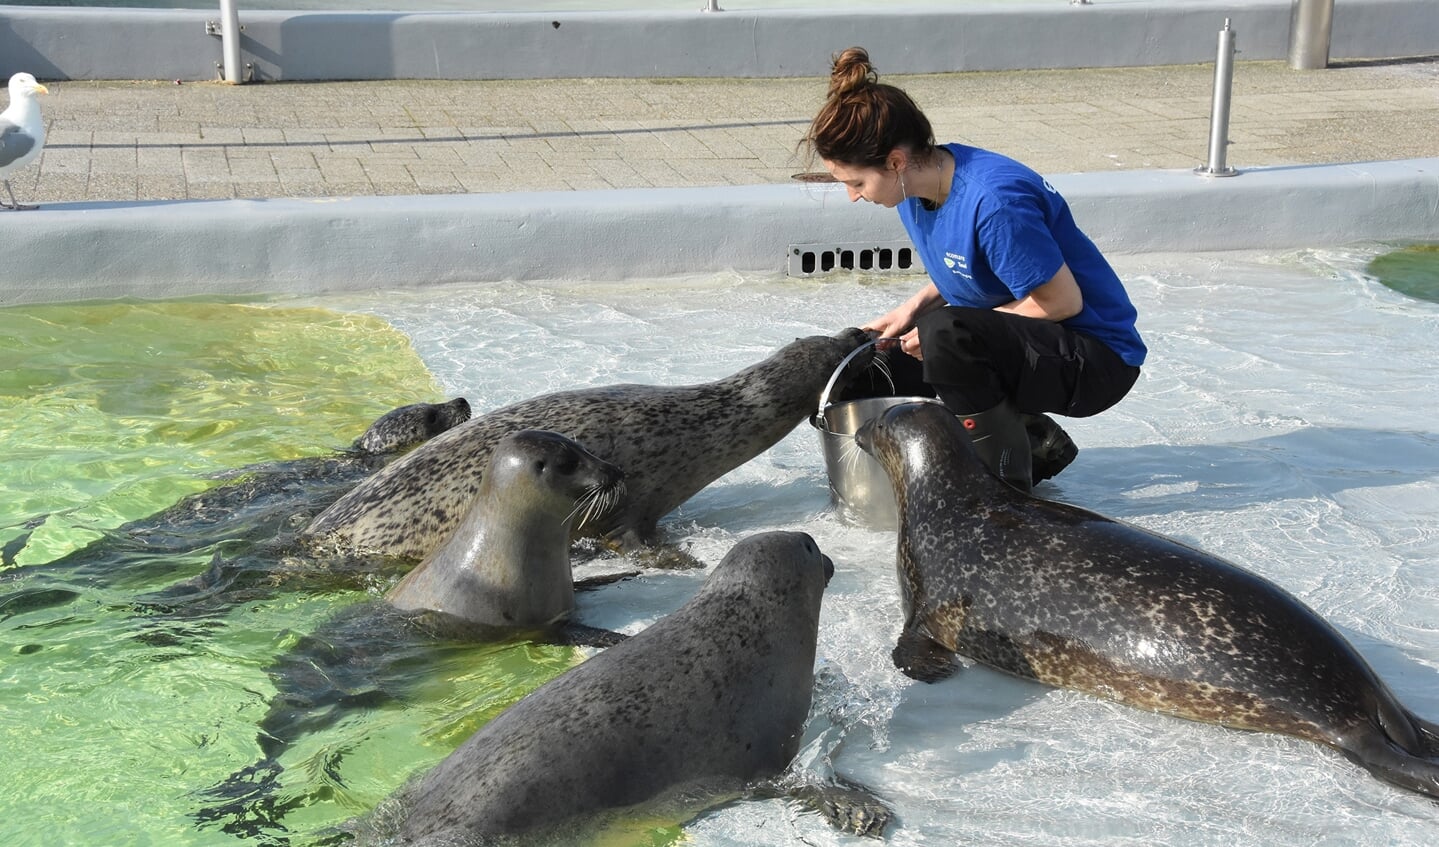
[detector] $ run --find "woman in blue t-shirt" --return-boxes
[806,47,1145,492]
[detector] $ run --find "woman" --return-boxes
[806,47,1145,492]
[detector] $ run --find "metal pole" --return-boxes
[219,0,243,83]
[700,0,723,11]
[1196,18,1238,177]
[1288,0,1334,70]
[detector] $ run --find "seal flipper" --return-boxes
[892,628,961,683]
[746,777,891,837]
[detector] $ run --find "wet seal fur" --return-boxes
[353,531,889,846]
[304,328,874,559]
[195,430,628,839]
[857,401,1439,799]
[386,428,626,627]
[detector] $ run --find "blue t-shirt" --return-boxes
[898,144,1146,367]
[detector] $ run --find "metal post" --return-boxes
[1288,0,1334,70]
[700,0,723,11]
[219,0,243,83]
[1196,18,1238,177]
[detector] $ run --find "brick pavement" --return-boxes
[13,58,1439,205]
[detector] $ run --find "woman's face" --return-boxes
[822,157,904,208]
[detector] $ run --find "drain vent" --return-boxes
[787,241,924,277]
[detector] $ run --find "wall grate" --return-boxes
[787,241,924,278]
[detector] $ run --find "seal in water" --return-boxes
[354,531,890,845]
[304,328,875,559]
[856,401,1439,799]
[0,398,471,618]
[385,428,623,627]
[194,430,629,839]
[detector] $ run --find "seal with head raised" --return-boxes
[856,401,1439,799]
[304,328,874,559]
[195,429,629,839]
[353,530,889,846]
[385,428,626,628]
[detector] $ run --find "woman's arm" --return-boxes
[994,262,1084,322]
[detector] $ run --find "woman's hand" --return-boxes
[863,282,945,350]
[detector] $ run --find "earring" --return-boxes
[897,168,908,199]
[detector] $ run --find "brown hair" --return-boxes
[804,47,935,168]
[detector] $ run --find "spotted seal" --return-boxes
[356,531,889,845]
[856,401,1439,798]
[195,430,628,839]
[305,328,874,558]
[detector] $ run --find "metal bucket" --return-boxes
[810,339,943,529]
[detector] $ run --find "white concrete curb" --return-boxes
[3,158,1436,306]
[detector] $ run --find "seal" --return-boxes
[304,328,874,559]
[856,401,1439,799]
[385,428,626,628]
[356,531,889,845]
[351,398,473,455]
[0,398,472,617]
[194,430,629,839]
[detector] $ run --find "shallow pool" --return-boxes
[3,245,1437,846]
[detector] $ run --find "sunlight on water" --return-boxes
[2,246,1437,846]
[0,300,444,564]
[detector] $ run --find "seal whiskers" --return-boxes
[856,400,1439,800]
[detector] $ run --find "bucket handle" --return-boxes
[813,337,900,428]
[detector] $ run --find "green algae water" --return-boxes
[0,299,582,846]
[1366,243,1439,304]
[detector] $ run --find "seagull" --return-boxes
[1,72,49,211]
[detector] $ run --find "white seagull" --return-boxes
[1,72,49,211]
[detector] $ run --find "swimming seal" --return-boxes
[304,328,874,559]
[0,398,471,615]
[195,430,628,839]
[355,531,889,845]
[856,401,1439,799]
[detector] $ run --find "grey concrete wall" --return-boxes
[3,158,1435,306]
[1,0,1436,83]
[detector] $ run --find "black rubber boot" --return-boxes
[1021,413,1079,485]
[956,401,1033,493]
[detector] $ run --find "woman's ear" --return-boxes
[886,147,909,173]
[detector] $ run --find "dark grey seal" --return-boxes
[856,400,1439,799]
[0,398,471,619]
[304,328,874,559]
[194,430,628,839]
[354,531,890,845]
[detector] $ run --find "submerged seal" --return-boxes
[856,401,1439,799]
[358,531,888,845]
[304,328,874,558]
[0,398,472,617]
[195,430,628,839]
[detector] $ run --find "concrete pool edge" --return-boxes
[3,157,1437,306]
[2,0,1437,82]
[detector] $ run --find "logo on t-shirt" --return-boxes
[943,252,973,280]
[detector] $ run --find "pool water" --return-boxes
[3,246,1438,846]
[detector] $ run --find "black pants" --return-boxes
[842,306,1140,417]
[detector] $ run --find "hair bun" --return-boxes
[827,46,877,98]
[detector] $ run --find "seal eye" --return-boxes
[533,460,547,474]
